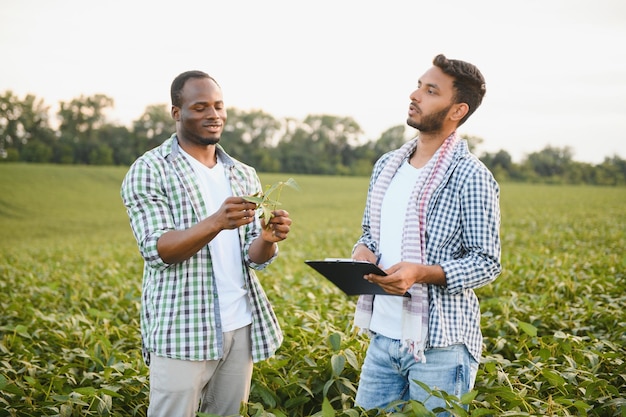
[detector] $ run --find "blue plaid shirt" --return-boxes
[121,135,283,363]
[356,140,501,361]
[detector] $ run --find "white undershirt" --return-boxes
[369,160,423,339]
[181,149,252,332]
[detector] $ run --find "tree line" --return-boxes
[1,90,624,185]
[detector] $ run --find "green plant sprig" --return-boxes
[243,178,299,229]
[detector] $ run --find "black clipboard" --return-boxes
[304,259,408,297]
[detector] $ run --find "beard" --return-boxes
[406,104,452,133]
[196,136,220,146]
[179,120,221,146]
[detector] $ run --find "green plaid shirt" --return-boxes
[121,134,283,363]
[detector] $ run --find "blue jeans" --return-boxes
[354,334,478,413]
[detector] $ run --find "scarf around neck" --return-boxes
[354,132,459,362]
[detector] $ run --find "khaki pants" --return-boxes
[147,325,253,417]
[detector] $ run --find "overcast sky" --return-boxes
[2,0,625,163]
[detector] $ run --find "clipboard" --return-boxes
[304,259,409,297]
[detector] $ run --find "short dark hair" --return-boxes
[432,54,486,126]
[170,70,219,108]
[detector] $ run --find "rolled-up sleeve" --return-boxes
[121,160,173,271]
[243,215,279,270]
[438,167,501,294]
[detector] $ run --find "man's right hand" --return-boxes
[214,196,257,230]
[157,196,256,264]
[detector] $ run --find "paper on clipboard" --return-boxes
[304,259,409,297]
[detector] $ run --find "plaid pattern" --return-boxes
[121,135,283,363]
[355,134,458,362]
[354,137,501,362]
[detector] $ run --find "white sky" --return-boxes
[2,0,625,163]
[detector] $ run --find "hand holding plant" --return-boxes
[243,178,299,229]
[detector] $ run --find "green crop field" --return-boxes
[0,163,624,416]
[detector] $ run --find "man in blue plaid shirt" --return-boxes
[351,54,501,413]
[121,71,291,417]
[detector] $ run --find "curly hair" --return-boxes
[170,70,219,108]
[432,54,486,126]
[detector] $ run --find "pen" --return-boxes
[375,253,382,265]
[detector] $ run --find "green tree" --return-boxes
[57,94,114,164]
[132,103,174,155]
[0,90,26,159]
[98,124,134,165]
[21,140,53,163]
[275,119,321,174]
[0,91,55,162]
[349,125,408,176]
[593,155,626,185]
[275,115,363,175]
[309,114,362,173]
[372,125,407,159]
[524,145,574,180]
[481,149,515,181]
[221,108,281,169]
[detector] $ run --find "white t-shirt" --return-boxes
[369,160,423,339]
[181,149,252,332]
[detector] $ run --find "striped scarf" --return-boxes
[354,132,459,362]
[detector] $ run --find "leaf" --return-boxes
[541,368,566,387]
[471,408,498,416]
[407,400,432,415]
[284,396,310,409]
[246,178,299,230]
[23,376,41,389]
[518,320,538,337]
[243,195,264,206]
[251,384,277,408]
[100,387,125,398]
[261,206,274,226]
[322,378,334,399]
[88,308,113,319]
[321,397,335,417]
[460,389,478,404]
[572,400,593,414]
[283,177,300,191]
[97,393,113,414]
[343,348,359,370]
[52,394,71,402]
[0,381,25,396]
[74,386,97,396]
[328,332,341,351]
[331,354,346,376]
[264,182,281,198]
[14,324,31,339]
[262,200,282,213]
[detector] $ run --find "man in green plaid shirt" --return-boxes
[121,70,291,417]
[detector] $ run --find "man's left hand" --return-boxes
[261,209,292,242]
